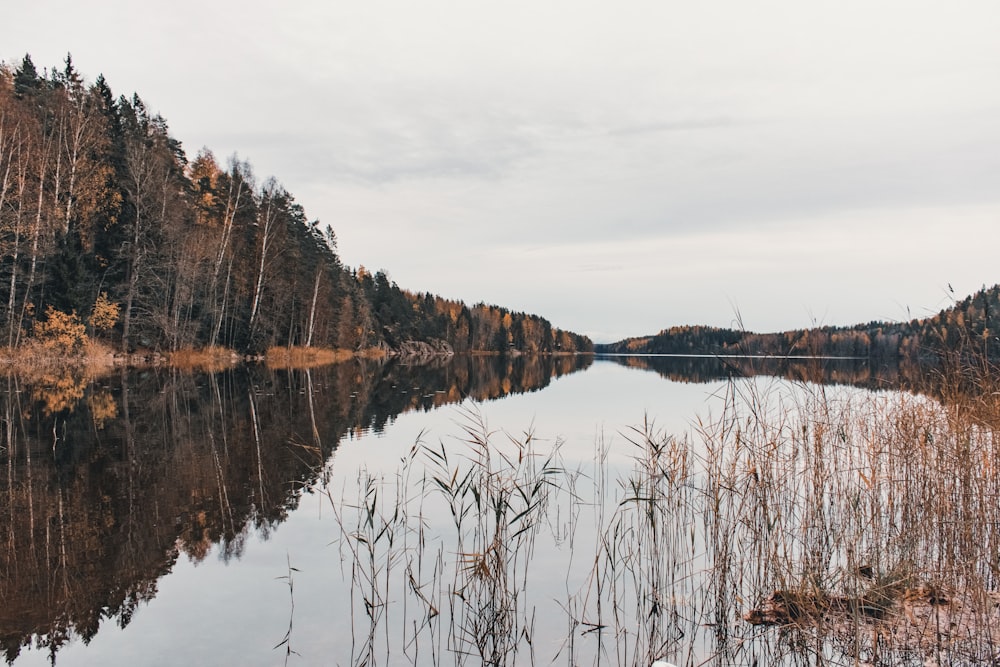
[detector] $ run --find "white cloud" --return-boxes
[4,0,1000,340]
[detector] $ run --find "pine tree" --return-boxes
[13,54,40,98]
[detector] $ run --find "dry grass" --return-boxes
[264,346,354,369]
[166,346,239,372]
[356,346,389,360]
[0,339,118,375]
[698,375,1000,665]
[325,360,1000,666]
[0,341,391,373]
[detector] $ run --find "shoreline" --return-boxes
[0,344,593,374]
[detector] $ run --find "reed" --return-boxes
[707,375,1000,665]
[273,555,300,665]
[329,406,564,666]
[326,365,1000,666]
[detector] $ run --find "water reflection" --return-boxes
[3,352,995,665]
[598,353,886,387]
[599,353,974,400]
[0,354,590,663]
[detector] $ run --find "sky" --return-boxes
[3,1,999,343]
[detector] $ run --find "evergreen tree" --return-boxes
[13,54,40,98]
[45,228,93,315]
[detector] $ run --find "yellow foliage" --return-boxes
[626,338,651,351]
[87,389,118,429]
[31,372,87,415]
[89,292,120,334]
[35,307,88,354]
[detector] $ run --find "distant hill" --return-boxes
[0,54,591,356]
[597,284,1000,363]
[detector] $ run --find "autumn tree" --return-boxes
[117,94,185,351]
[0,55,594,357]
[88,291,119,337]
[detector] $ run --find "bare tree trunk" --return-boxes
[209,177,243,348]
[4,378,15,555]
[15,377,35,560]
[0,123,23,347]
[306,369,321,450]
[57,488,70,597]
[208,372,235,536]
[120,369,140,577]
[50,116,63,233]
[248,389,267,515]
[19,145,49,342]
[121,207,141,352]
[248,189,277,337]
[214,256,234,348]
[120,106,170,352]
[61,95,92,231]
[306,269,321,347]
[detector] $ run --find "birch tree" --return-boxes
[118,95,178,351]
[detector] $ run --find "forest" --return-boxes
[0,54,592,358]
[598,283,1000,364]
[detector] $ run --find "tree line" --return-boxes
[0,54,591,356]
[598,284,1000,364]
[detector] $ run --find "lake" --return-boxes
[2,354,997,666]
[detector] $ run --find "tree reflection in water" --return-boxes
[0,354,590,663]
[4,353,996,666]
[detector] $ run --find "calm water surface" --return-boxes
[0,354,973,666]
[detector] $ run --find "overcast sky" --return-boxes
[4,1,999,342]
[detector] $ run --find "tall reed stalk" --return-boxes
[326,376,1000,666]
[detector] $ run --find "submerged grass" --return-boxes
[326,370,1000,666]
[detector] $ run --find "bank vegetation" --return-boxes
[0,54,591,368]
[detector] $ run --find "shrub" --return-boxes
[89,292,120,335]
[35,307,88,354]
